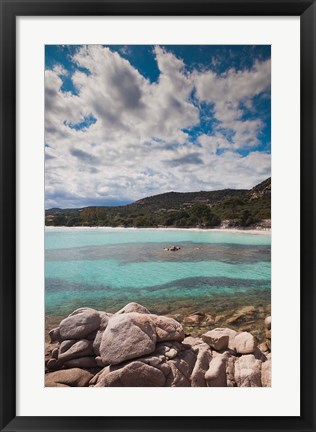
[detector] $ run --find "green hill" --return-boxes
[45,177,271,228]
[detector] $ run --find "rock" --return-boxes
[234,355,262,387]
[151,315,185,342]
[45,368,93,387]
[205,354,227,387]
[254,347,267,362]
[99,312,157,365]
[64,357,98,369]
[182,336,204,348]
[59,308,101,340]
[202,329,229,351]
[211,328,237,350]
[226,356,236,387]
[115,302,150,315]
[190,343,212,387]
[89,367,110,386]
[183,313,205,324]
[92,312,110,356]
[226,306,256,325]
[265,316,271,330]
[93,331,104,356]
[49,327,62,343]
[165,362,190,387]
[265,329,271,340]
[154,341,182,358]
[233,332,257,354]
[58,339,94,363]
[258,342,269,354]
[261,359,271,387]
[46,358,62,371]
[166,349,196,387]
[94,361,165,387]
[45,343,59,362]
[51,348,59,359]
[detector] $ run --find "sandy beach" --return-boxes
[45,225,271,235]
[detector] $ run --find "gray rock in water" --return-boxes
[205,354,227,387]
[233,332,257,354]
[100,312,157,365]
[234,354,262,387]
[261,358,271,387]
[45,368,93,387]
[58,339,94,363]
[94,361,165,387]
[190,343,212,387]
[202,329,229,351]
[115,302,151,315]
[265,316,271,330]
[151,315,185,342]
[59,308,101,340]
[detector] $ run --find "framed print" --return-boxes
[0,1,315,432]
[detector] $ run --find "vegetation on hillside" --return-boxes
[45,178,271,228]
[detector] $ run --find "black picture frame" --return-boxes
[0,1,315,431]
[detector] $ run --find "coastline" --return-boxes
[45,225,271,235]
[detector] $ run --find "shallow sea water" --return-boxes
[45,228,271,320]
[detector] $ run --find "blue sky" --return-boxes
[45,45,271,208]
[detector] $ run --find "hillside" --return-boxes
[45,177,271,228]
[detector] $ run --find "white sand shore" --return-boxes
[45,226,271,235]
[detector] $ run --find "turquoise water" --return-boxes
[45,228,271,316]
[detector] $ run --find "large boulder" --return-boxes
[59,308,101,340]
[45,368,93,387]
[202,329,229,351]
[151,315,185,342]
[115,302,150,315]
[93,361,165,387]
[205,354,227,387]
[233,332,257,354]
[99,312,157,365]
[234,354,262,387]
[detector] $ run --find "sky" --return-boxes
[45,45,271,209]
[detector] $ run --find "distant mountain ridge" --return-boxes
[46,177,271,228]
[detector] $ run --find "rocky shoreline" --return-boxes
[45,302,271,387]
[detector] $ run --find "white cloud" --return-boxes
[45,45,270,208]
[194,59,271,149]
